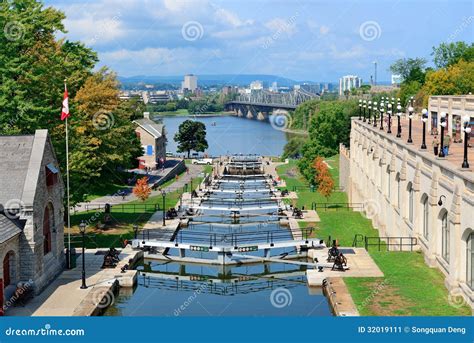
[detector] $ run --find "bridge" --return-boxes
[225,89,319,121]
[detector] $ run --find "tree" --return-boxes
[312,156,334,201]
[133,177,151,202]
[390,58,427,84]
[291,99,320,130]
[282,136,307,159]
[174,120,208,157]
[432,42,474,69]
[165,102,177,112]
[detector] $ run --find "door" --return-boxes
[3,254,10,287]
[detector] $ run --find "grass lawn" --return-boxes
[277,157,471,316]
[276,157,347,208]
[82,171,133,202]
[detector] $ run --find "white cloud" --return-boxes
[265,17,298,37]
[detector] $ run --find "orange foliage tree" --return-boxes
[133,177,151,202]
[312,156,335,201]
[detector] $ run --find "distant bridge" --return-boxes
[225,89,319,121]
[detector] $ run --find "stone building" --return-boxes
[134,118,167,170]
[341,95,474,308]
[0,130,65,298]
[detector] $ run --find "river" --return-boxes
[154,115,292,157]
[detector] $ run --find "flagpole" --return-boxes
[64,81,71,268]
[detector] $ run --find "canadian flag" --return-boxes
[61,85,69,121]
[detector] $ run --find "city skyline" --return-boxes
[44,0,473,82]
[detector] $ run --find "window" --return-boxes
[441,211,450,262]
[422,195,429,240]
[408,183,414,223]
[467,232,473,290]
[43,204,53,255]
[146,145,153,156]
[45,163,58,187]
[396,173,401,209]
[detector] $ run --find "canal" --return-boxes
[155,115,293,157]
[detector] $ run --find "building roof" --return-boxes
[0,213,25,244]
[134,118,164,139]
[0,130,53,210]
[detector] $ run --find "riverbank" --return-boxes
[276,157,472,316]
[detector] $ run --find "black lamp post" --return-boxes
[372,101,378,127]
[421,109,428,149]
[358,99,362,120]
[367,101,372,124]
[380,106,384,130]
[407,98,414,143]
[79,220,88,289]
[363,100,367,122]
[396,104,402,138]
[439,112,447,158]
[462,115,471,168]
[387,103,392,133]
[161,190,166,226]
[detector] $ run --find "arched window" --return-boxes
[467,232,473,290]
[441,211,450,262]
[422,195,429,240]
[3,251,15,287]
[43,203,54,255]
[407,183,414,223]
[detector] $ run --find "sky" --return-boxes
[44,0,473,82]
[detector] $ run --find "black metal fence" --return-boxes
[73,203,160,214]
[353,234,418,252]
[310,202,363,211]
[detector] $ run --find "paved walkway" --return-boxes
[73,163,204,213]
[7,247,141,316]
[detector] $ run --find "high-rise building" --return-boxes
[181,74,198,92]
[250,80,263,91]
[339,75,362,95]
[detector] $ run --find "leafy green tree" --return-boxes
[282,136,307,159]
[174,120,208,158]
[291,99,320,130]
[390,58,427,84]
[165,102,177,111]
[432,42,474,69]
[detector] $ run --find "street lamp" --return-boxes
[373,101,378,127]
[396,104,402,138]
[358,99,362,120]
[161,190,166,226]
[79,220,88,289]
[439,112,447,158]
[380,106,384,130]
[387,103,392,133]
[421,109,428,149]
[363,100,367,122]
[462,115,471,168]
[407,99,414,143]
[368,101,372,124]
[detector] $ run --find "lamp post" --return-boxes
[380,106,384,130]
[396,104,402,138]
[133,224,139,239]
[358,99,362,120]
[439,112,447,158]
[367,101,372,124]
[387,103,392,133]
[462,115,471,168]
[79,220,87,289]
[373,101,378,127]
[363,100,367,122]
[421,109,428,149]
[407,98,414,143]
[161,190,166,226]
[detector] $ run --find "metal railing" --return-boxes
[311,202,363,211]
[352,234,418,252]
[73,203,159,214]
